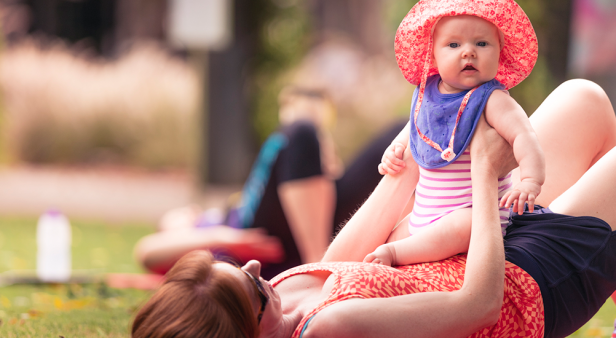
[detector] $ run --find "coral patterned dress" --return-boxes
[270,255,544,338]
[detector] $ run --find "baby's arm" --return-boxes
[484,90,545,215]
[379,122,410,175]
[363,208,472,266]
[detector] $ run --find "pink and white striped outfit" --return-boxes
[407,75,511,236]
[409,150,512,236]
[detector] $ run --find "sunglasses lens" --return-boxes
[239,268,269,323]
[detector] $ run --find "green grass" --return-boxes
[570,300,616,337]
[1,216,615,337]
[0,216,156,337]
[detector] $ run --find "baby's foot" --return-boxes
[363,244,395,266]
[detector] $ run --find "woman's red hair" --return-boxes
[132,250,260,338]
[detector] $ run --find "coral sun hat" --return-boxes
[395,0,538,90]
[395,0,538,162]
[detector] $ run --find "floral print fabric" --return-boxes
[271,255,544,338]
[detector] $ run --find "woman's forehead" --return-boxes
[214,261,239,274]
[214,262,255,296]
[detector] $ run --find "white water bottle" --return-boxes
[36,210,72,282]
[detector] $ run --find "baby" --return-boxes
[364,1,544,266]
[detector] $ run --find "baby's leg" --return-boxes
[387,208,472,265]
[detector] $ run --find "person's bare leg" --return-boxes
[550,145,616,229]
[367,209,472,265]
[513,79,616,206]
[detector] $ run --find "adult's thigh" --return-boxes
[516,79,616,206]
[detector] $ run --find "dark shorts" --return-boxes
[504,207,616,338]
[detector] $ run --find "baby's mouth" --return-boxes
[463,64,476,71]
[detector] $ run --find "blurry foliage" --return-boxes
[251,0,312,143]
[510,0,558,115]
[384,0,419,36]
[0,40,199,169]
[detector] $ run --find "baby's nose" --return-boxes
[462,47,477,58]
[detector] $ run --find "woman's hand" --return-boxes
[470,115,517,178]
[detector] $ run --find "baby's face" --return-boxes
[432,15,500,93]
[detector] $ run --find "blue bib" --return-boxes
[409,75,505,169]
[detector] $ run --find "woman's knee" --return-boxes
[557,79,605,97]
[546,79,616,137]
[558,79,614,116]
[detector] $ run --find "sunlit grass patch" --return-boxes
[0,283,151,337]
[0,216,155,337]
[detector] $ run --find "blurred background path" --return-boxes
[0,166,237,223]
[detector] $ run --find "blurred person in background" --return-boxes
[134,86,407,279]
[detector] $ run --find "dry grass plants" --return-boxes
[0,40,200,170]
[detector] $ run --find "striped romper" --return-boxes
[408,74,510,236]
[409,151,512,235]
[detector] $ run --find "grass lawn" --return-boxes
[0,216,156,337]
[0,216,615,337]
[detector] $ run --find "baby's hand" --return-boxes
[500,179,542,215]
[378,142,406,175]
[363,244,395,266]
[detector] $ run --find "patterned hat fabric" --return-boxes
[395,0,538,90]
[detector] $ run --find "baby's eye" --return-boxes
[477,42,487,47]
[448,43,459,48]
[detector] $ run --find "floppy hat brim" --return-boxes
[395,0,538,90]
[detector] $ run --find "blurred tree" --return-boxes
[206,0,272,184]
[26,0,115,55]
[511,0,573,115]
[250,0,311,142]
[308,0,386,54]
[541,0,573,85]
[114,0,165,52]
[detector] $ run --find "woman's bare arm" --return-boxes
[307,116,511,338]
[323,148,419,262]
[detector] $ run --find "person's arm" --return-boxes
[323,147,419,262]
[379,122,410,175]
[485,90,545,214]
[133,226,284,274]
[306,116,512,338]
[278,176,336,263]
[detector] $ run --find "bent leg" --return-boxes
[550,145,616,230]
[516,79,616,206]
[389,208,472,265]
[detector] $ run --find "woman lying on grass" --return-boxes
[132,79,616,338]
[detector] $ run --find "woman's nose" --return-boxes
[243,260,262,277]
